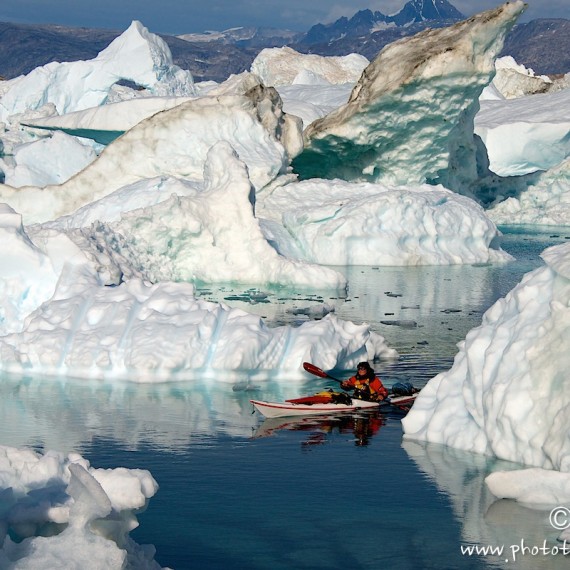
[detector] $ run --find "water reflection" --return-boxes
[0,373,267,454]
[403,439,568,569]
[253,410,387,447]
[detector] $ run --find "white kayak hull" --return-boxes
[250,398,380,418]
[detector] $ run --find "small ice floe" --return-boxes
[380,320,418,328]
[287,303,335,319]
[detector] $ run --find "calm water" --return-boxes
[1,226,569,569]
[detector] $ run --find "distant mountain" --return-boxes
[390,0,464,25]
[0,3,568,85]
[298,0,464,46]
[501,19,570,76]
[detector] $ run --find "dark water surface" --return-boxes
[1,226,569,569]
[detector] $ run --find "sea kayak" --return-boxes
[250,398,380,418]
[250,391,419,418]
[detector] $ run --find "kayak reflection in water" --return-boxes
[253,411,385,447]
[351,413,384,446]
[340,362,389,402]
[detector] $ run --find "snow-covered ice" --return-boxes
[251,46,369,87]
[0,445,162,569]
[0,21,195,123]
[257,178,513,265]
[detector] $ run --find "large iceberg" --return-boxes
[0,21,195,123]
[0,75,302,224]
[257,178,513,265]
[293,2,526,195]
[37,142,346,289]
[0,273,394,381]
[402,241,570,471]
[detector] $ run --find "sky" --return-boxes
[0,0,567,35]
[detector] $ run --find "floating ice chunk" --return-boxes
[486,468,570,505]
[0,445,161,569]
[251,46,368,87]
[0,274,395,381]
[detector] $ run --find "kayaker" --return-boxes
[341,362,388,402]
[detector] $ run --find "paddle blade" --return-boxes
[302,362,329,378]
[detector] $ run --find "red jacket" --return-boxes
[343,374,388,400]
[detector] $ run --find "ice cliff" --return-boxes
[403,241,570,472]
[293,1,526,196]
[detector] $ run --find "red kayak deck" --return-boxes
[286,395,333,404]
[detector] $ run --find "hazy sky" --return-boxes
[0,1,567,35]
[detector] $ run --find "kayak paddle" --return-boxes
[302,362,345,386]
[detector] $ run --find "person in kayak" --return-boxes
[341,362,388,402]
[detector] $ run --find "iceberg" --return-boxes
[257,178,513,265]
[475,88,570,177]
[293,2,526,195]
[0,445,162,569]
[0,274,394,381]
[251,46,369,87]
[403,240,570,529]
[0,21,195,123]
[0,75,303,224]
[402,241,570,471]
[39,142,346,288]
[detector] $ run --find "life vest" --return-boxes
[347,375,388,401]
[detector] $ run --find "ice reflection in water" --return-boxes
[403,440,570,570]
